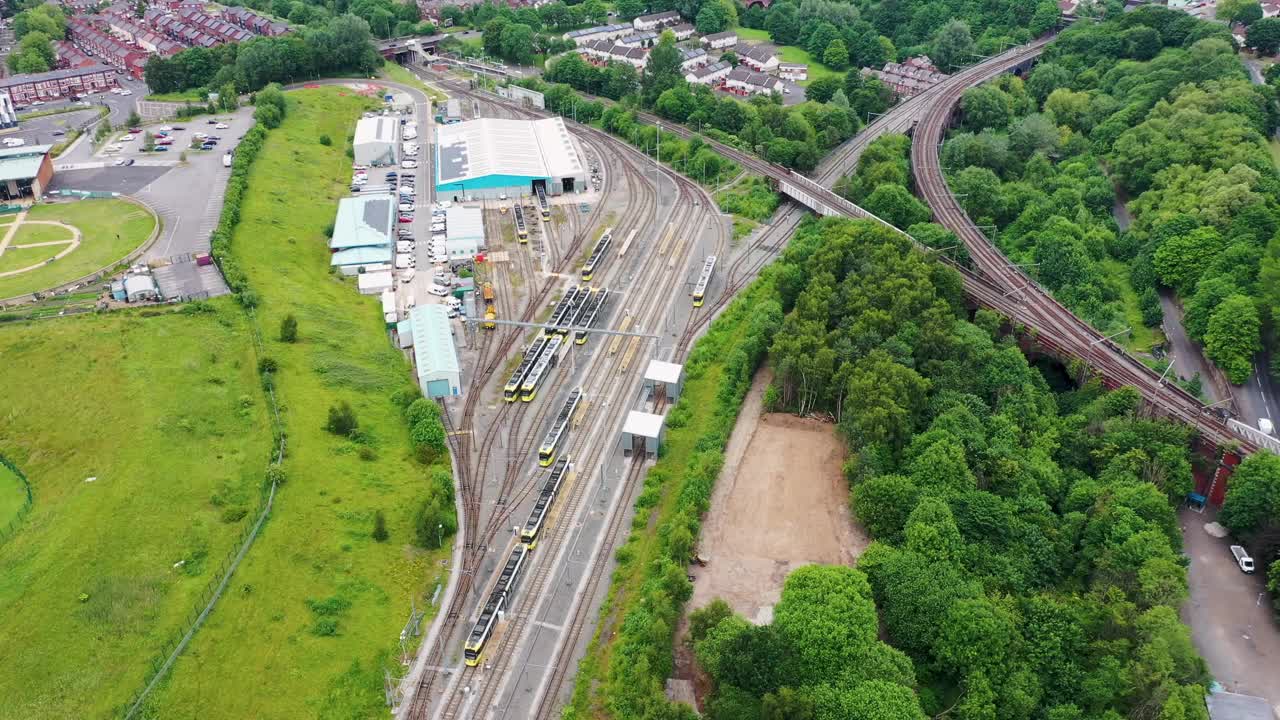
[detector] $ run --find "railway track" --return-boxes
[403,75,717,719]
[414,80,715,720]
[908,39,1255,453]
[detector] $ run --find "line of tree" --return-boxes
[6,3,64,75]
[936,6,1278,385]
[541,30,891,171]
[741,0,1062,73]
[476,8,576,66]
[693,215,1211,720]
[224,0,433,39]
[144,14,382,95]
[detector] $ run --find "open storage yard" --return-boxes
[0,198,156,299]
[686,369,867,623]
[0,304,272,719]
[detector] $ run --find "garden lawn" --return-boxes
[0,198,156,299]
[145,91,208,103]
[735,27,843,86]
[0,302,272,720]
[146,87,451,719]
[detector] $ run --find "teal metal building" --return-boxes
[435,117,586,202]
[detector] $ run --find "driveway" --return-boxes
[1181,506,1280,712]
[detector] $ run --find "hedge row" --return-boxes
[566,263,785,720]
[208,90,286,306]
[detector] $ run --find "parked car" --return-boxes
[152,145,169,151]
[1231,545,1256,574]
[399,215,414,223]
[402,160,418,169]
[401,268,415,283]
[215,122,229,129]
[399,203,415,212]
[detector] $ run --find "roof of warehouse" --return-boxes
[410,304,460,377]
[330,195,394,250]
[354,116,399,146]
[445,207,484,241]
[0,144,50,182]
[436,117,583,186]
[331,244,393,266]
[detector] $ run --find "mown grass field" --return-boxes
[145,87,450,719]
[0,303,272,720]
[0,199,156,298]
[735,27,843,86]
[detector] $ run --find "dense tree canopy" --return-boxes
[692,216,1209,720]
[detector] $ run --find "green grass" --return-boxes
[0,303,274,720]
[146,91,208,103]
[0,199,156,299]
[145,87,451,719]
[1269,138,1280,169]
[734,27,843,86]
[1100,257,1163,352]
[0,462,28,531]
[381,62,448,102]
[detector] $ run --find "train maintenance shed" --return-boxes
[620,410,664,457]
[409,304,462,398]
[643,359,684,402]
[434,116,587,201]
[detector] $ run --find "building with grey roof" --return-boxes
[409,304,462,398]
[353,116,401,167]
[329,195,395,271]
[435,116,587,201]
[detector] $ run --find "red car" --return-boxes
[398,215,414,223]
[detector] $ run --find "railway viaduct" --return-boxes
[620,42,1270,463]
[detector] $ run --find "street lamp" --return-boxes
[437,523,443,549]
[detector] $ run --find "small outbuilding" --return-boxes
[357,270,394,295]
[444,206,484,258]
[123,273,158,302]
[409,304,462,398]
[353,116,401,166]
[0,143,53,200]
[620,410,664,457]
[643,359,684,403]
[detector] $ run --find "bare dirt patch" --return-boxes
[688,368,869,621]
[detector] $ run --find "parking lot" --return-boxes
[98,114,242,162]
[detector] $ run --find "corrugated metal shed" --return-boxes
[435,117,583,186]
[410,304,461,396]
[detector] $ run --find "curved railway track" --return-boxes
[908,40,1255,453]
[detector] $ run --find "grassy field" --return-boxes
[145,87,451,719]
[1101,257,1164,352]
[0,199,156,299]
[0,462,28,531]
[381,61,448,103]
[735,27,843,85]
[145,91,208,103]
[0,303,273,720]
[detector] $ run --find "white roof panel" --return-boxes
[436,117,583,185]
[645,359,682,385]
[623,410,664,439]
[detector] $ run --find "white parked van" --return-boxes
[1231,545,1255,574]
[400,268,416,283]
[395,253,414,269]
[427,283,450,297]
[1259,418,1274,436]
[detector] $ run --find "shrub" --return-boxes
[406,398,442,426]
[319,134,332,146]
[411,416,447,463]
[413,496,456,548]
[325,401,359,437]
[265,465,286,487]
[257,356,278,374]
[279,313,298,343]
[372,510,389,542]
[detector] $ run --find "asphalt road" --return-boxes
[1182,507,1280,713]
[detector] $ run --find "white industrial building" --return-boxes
[435,117,587,201]
[353,116,400,166]
[444,206,485,258]
[409,304,462,397]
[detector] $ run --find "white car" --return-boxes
[215,122,229,129]
[401,268,416,283]
[2,138,24,148]
[109,87,122,94]
[119,134,135,142]
[398,203,415,212]
[432,254,448,264]
[159,125,173,132]
[352,177,367,185]
[31,100,44,106]
[119,90,132,96]
[402,160,418,169]
[403,132,418,140]
[436,201,452,209]
[400,185,415,195]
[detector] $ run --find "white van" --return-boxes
[400,267,416,283]
[395,253,414,269]
[1259,418,1274,436]
[1231,545,1255,574]
[427,283,450,297]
